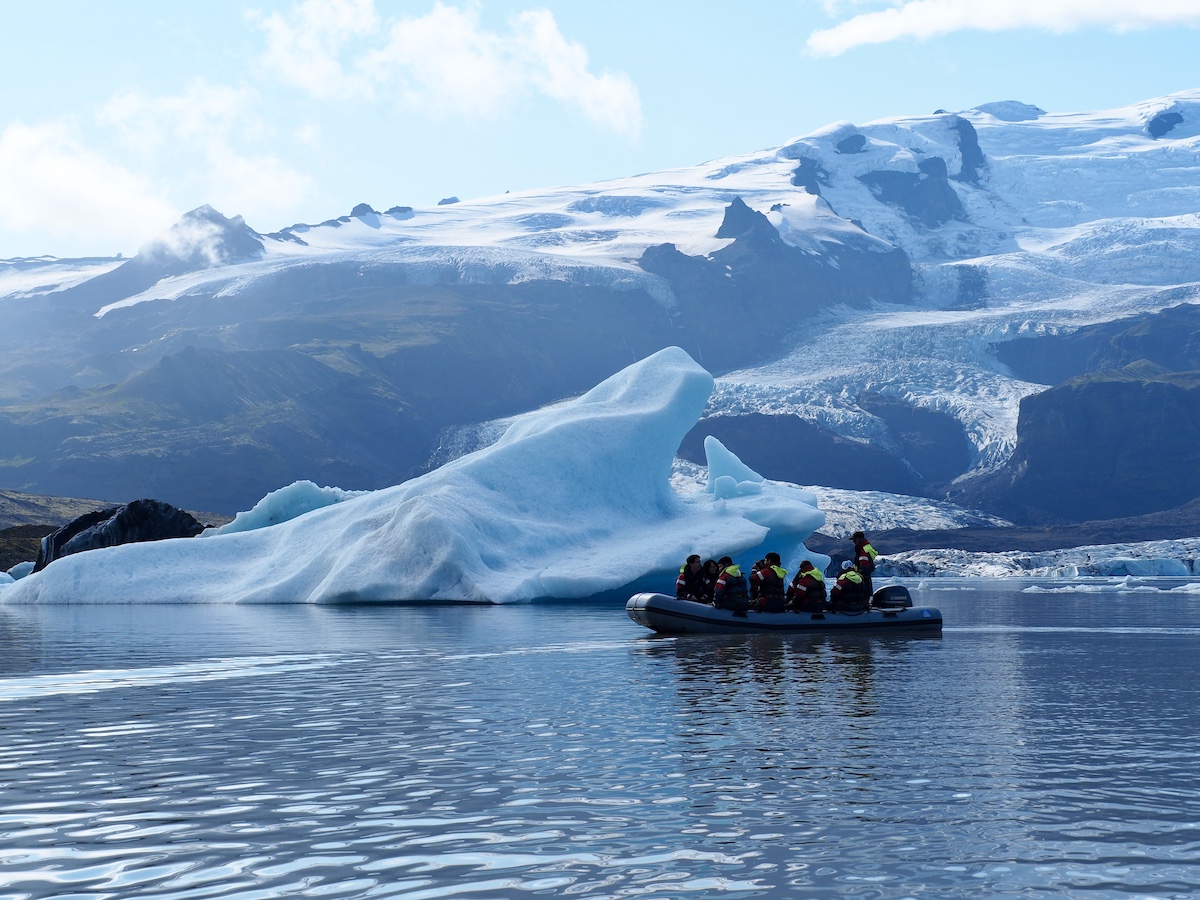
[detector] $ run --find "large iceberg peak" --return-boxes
[1,347,825,605]
[486,346,713,508]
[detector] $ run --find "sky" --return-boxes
[2,0,1199,259]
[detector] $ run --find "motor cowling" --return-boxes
[872,585,913,609]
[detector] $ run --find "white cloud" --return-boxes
[512,9,642,139]
[252,0,381,99]
[807,0,1200,56]
[0,120,177,252]
[255,1,643,139]
[364,3,520,118]
[203,145,315,224]
[0,79,318,257]
[101,80,264,153]
[100,79,316,229]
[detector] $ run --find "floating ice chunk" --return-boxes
[205,480,369,535]
[704,435,763,494]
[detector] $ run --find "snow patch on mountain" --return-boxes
[0,256,123,299]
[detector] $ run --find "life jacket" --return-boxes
[838,569,864,587]
[714,566,748,604]
[676,563,707,599]
[753,564,787,599]
[833,568,869,609]
[749,564,787,611]
[792,568,826,601]
[856,541,877,573]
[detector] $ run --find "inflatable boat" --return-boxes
[626,585,942,635]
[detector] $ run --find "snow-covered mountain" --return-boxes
[2,90,1199,522]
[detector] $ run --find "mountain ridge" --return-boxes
[3,89,1200,525]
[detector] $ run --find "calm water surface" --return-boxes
[1,581,1199,899]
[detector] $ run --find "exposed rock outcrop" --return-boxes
[858,157,965,227]
[51,206,264,309]
[948,115,986,183]
[33,498,204,571]
[994,301,1200,386]
[790,157,828,195]
[639,198,913,373]
[714,196,782,244]
[1147,112,1184,139]
[836,134,867,154]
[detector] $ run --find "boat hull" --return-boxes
[625,592,942,635]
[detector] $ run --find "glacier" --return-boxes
[0,348,828,604]
[10,90,1199,479]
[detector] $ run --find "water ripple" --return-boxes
[0,598,1198,898]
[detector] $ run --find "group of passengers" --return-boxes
[675,531,878,616]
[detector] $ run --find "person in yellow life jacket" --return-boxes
[749,551,788,612]
[787,559,827,612]
[712,556,750,615]
[830,560,870,612]
[852,530,878,595]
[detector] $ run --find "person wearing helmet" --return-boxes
[830,559,869,613]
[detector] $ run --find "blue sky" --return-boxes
[3,0,1199,258]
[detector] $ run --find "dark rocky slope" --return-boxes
[954,364,1200,524]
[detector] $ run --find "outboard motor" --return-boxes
[872,585,913,609]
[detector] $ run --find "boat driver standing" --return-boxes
[852,530,878,596]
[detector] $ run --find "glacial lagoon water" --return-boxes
[1,580,1199,899]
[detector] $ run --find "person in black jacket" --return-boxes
[702,559,721,603]
[675,554,708,602]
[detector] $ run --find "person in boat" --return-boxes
[749,551,788,612]
[787,559,827,612]
[830,560,870,613]
[702,558,721,602]
[747,558,765,604]
[712,556,750,615]
[852,530,878,596]
[675,554,709,603]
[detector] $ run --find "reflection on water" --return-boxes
[0,584,1198,898]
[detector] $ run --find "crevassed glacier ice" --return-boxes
[1,347,826,604]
